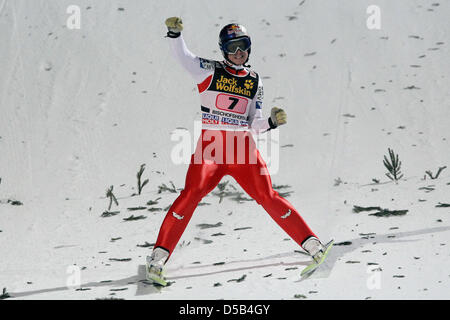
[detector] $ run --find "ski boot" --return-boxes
[145,247,169,286]
[300,237,334,277]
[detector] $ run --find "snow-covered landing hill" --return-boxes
[0,0,449,300]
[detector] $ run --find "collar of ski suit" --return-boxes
[222,60,248,76]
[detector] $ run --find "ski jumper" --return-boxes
[154,35,317,257]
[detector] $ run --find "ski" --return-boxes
[300,239,334,277]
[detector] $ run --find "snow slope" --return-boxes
[0,0,449,300]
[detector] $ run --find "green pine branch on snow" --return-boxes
[383,148,404,182]
[106,185,119,211]
[136,164,149,195]
[425,166,447,180]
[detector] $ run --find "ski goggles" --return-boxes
[222,37,251,54]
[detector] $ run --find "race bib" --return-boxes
[215,93,248,114]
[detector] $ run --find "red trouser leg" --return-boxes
[228,149,317,248]
[154,129,317,260]
[154,154,225,257]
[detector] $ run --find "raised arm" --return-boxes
[165,17,213,83]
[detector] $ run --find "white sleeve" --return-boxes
[248,78,271,134]
[168,34,214,83]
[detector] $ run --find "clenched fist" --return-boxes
[270,107,287,127]
[165,17,183,33]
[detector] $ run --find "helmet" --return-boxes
[218,23,251,65]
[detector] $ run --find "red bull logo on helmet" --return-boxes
[227,25,240,34]
[227,24,246,37]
